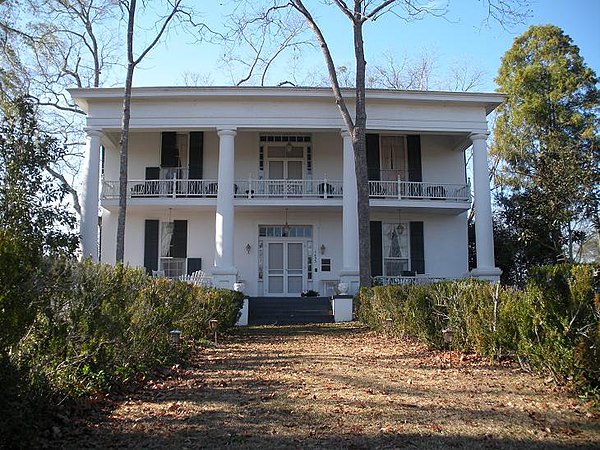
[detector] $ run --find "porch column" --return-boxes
[213,128,238,288]
[80,128,102,261]
[339,130,360,294]
[470,133,501,281]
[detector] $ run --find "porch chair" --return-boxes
[185,270,211,287]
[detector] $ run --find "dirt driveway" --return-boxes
[56,323,599,449]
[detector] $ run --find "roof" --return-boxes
[68,85,504,116]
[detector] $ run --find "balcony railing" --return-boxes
[102,179,219,199]
[369,180,470,202]
[102,178,469,202]
[234,179,343,198]
[102,178,343,199]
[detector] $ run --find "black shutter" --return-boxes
[161,132,178,167]
[187,258,202,274]
[189,132,203,179]
[370,221,383,277]
[407,135,422,182]
[145,167,160,180]
[366,133,380,180]
[170,220,187,258]
[410,221,425,274]
[144,220,159,274]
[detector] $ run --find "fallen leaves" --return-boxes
[50,323,600,449]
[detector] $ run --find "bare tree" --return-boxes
[370,49,437,90]
[115,0,186,262]
[237,0,530,287]
[181,70,214,86]
[221,2,311,86]
[1,0,121,215]
[441,57,485,91]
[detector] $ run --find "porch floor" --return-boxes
[248,297,334,326]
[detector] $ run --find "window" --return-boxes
[260,135,311,182]
[159,220,187,277]
[161,132,190,179]
[380,136,407,181]
[259,225,312,238]
[382,222,409,276]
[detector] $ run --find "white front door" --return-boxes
[266,241,305,295]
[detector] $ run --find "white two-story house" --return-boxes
[70,86,502,297]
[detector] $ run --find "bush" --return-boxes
[15,260,243,396]
[0,248,243,445]
[515,265,599,391]
[358,265,599,395]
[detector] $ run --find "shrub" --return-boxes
[15,260,243,396]
[1,252,244,445]
[357,264,599,395]
[515,264,599,391]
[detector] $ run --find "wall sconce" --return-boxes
[245,243,252,254]
[320,244,326,255]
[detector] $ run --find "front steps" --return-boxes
[248,296,334,326]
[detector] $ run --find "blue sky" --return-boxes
[133,0,600,92]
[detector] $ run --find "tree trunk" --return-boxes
[351,13,372,287]
[114,0,182,262]
[116,0,137,263]
[290,0,372,287]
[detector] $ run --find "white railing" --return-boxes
[369,179,470,202]
[102,178,218,199]
[234,178,343,198]
[102,177,469,202]
[373,275,453,286]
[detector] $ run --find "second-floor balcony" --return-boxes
[102,177,470,203]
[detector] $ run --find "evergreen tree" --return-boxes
[0,97,78,255]
[492,24,599,274]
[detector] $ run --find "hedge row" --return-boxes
[0,236,243,447]
[357,265,599,395]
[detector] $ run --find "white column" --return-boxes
[80,128,102,261]
[339,130,360,294]
[213,128,238,288]
[470,133,501,281]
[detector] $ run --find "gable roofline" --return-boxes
[68,86,504,116]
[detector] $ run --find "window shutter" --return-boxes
[410,221,425,274]
[187,257,202,274]
[144,220,159,274]
[407,135,422,182]
[370,221,383,277]
[171,220,187,258]
[161,132,178,167]
[366,133,380,180]
[189,132,203,179]
[145,167,160,180]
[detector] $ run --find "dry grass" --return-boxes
[54,323,599,449]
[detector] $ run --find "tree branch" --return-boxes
[290,0,355,131]
[46,165,82,216]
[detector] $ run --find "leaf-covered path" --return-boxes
[56,323,599,449]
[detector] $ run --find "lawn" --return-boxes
[53,323,599,449]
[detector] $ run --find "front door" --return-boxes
[266,241,304,295]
